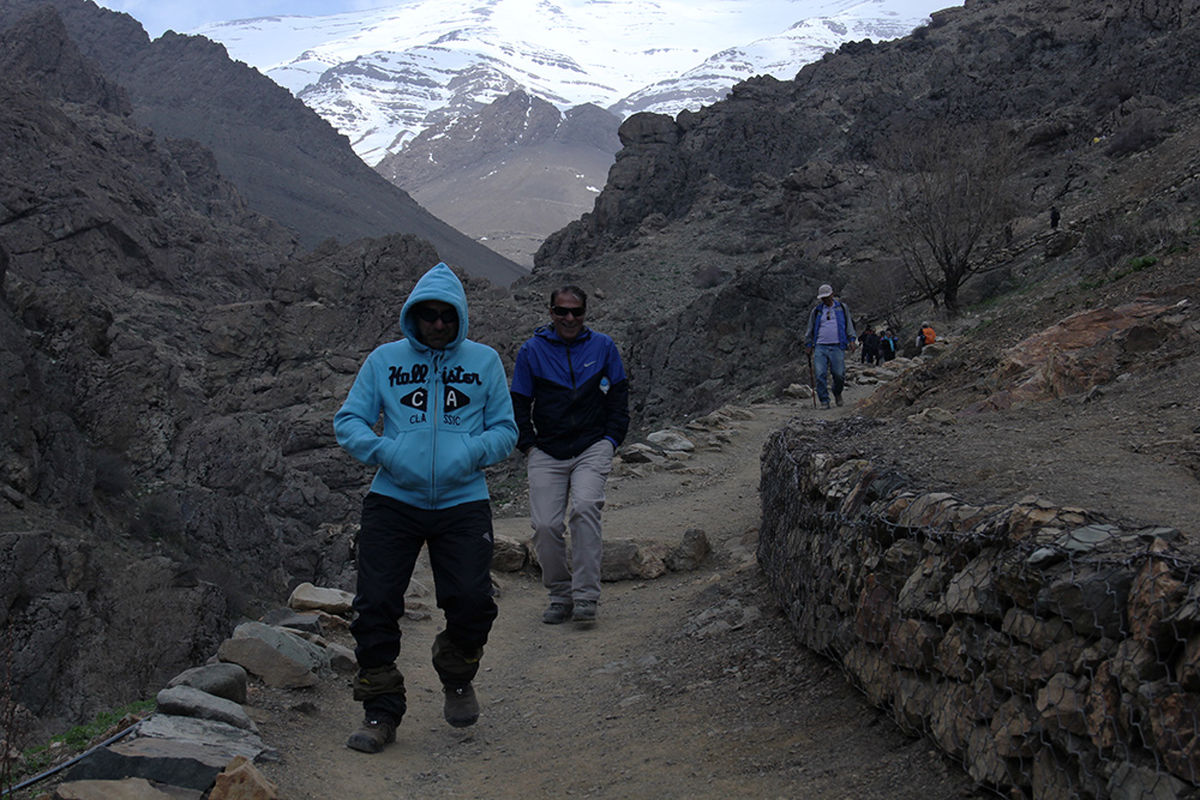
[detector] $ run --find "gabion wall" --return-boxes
[758,428,1200,799]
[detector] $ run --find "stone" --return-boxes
[1126,557,1185,647]
[51,777,203,799]
[646,429,694,452]
[218,629,321,689]
[1107,761,1188,800]
[891,672,935,733]
[491,534,527,572]
[1085,659,1123,751]
[1035,567,1134,639]
[155,686,257,732]
[843,642,894,708]
[853,574,896,646]
[938,549,1003,619]
[1001,606,1073,650]
[1037,672,1090,739]
[665,528,710,571]
[991,695,1040,758]
[286,582,353,614]
[66,737,231,792]
[135,715,272,762]
[886,618,941,671]
[209,755,280,800]
[258,609,323,635]
[1148,692,1200,784]
[166,664,249,705]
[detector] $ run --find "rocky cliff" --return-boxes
[0,0,527,287]
[527,0,1200,424]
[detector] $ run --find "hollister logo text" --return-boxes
[389,363,429,387]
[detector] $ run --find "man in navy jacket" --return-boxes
[510,285,630,625]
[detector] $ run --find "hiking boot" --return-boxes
[572,599,597,623]
[346,717,396,753]
[820,400,831,409]
[834,394,844,407]
[443,684,479,728]
[542,600,573,624]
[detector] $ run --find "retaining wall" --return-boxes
[758,427,1200,799]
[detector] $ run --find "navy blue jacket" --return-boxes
[510,326,629,460]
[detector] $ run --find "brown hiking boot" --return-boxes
[346,717,396,753]
[443,684,479,728]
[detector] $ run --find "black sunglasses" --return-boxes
[414,306,458,324]
[551,306,585,318]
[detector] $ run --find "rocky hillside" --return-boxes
[377,91,621,267]
[0,0,527,287]
[526,0,1200,424]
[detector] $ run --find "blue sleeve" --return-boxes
[476,350,517,467]
[333,353,387,467]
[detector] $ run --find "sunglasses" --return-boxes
[551,306,585,318]
[414,306,458,324]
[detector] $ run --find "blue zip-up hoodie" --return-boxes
[510,325,629,460]
[334,263,517,510]
[804,299,856,349]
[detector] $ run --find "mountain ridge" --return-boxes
[195,0,948,165]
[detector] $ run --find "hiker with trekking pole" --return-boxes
[803,283,856,410]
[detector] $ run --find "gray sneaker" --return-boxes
[443,684,479,728]
[834,394,844,407]
[572,599,597,623]
[542,600,573,624]
[346,717,396,753]
[820,400,831,409]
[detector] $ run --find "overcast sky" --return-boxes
[93,0,387,37]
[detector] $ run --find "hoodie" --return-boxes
[334,262,517,509]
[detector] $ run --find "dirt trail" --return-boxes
[252,389,982,799]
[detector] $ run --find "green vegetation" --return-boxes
[1080,253,1160,290]
[16,700,153,781]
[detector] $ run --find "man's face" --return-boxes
[821,295,834,306]
[549,292,586,341]
[413,300,458,350]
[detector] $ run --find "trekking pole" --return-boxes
[806,349,818,408]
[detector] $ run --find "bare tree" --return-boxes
[876,122,1020,316]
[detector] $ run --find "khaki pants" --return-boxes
[527,439,614,603]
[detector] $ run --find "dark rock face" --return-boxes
[0,0,526,287]
[530,0,1200,424]
[0,3,534,728]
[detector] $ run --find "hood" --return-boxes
[400,262,469,350]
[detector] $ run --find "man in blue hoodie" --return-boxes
[510,285,629,626]
[334,262,517,753]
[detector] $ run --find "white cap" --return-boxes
[817,284,833,299]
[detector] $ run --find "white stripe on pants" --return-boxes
[527,439,613,603]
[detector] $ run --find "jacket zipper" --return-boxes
[430,351,442,506]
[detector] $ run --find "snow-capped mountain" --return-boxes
[196,0,951,166]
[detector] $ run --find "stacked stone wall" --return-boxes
[758,429,1200,799]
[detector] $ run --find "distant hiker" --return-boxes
[916,323,936,353]
[804,283,857,409]
[510,286,630,626]
[879,330,897,362]
[333,262,517,753]
[858,326,881,366]
[1050,206,1061,229]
